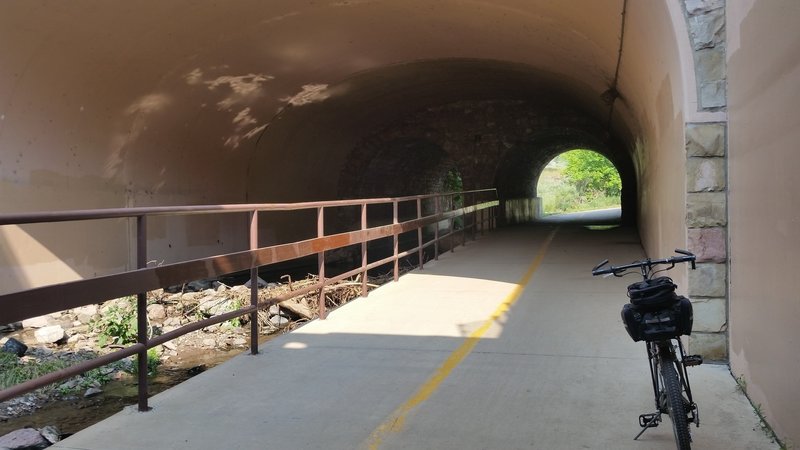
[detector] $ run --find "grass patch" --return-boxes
[0,351,125,396]
[0,352,69,390]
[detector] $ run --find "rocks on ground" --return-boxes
[0,275,370,426]
[3,338,27,357]
[0,425,60,449]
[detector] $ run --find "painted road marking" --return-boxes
[364,228,558,449]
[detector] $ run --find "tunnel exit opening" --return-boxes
[536,149,622,218]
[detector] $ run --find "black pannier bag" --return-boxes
[621,296,693,342]
[627,276,678,310]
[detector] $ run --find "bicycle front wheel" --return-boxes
[661,357,691,449]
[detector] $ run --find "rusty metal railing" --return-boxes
[0,189,498,410]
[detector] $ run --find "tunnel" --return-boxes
[2,0,799,445]
[2,1,680,268]
[258,59,638,229]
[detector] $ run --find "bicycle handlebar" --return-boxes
[591,249,696,277]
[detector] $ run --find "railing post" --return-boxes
[417,198,424,270]
[135,215,151,412]
[451,194,456,253]
[249,210,259,355]
[434,196,440,261]
[361,203,368,297]
[317,207,327,319]
[478,203,484,236]
[461,193,466,248]
[465,192,470,241]
[393,200,399,282]
[471,192,477,241]
[485,205,490,232]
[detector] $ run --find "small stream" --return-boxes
[0,260,380,440]
[0,347,243,438]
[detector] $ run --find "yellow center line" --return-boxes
[364,228,558,449]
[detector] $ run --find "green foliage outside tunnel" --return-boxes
[537,150,621,215]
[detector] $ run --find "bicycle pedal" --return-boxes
[689,403,700,427]
[638,413,660,428]
[684,355,703,367]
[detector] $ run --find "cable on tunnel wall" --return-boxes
[604,0,628,137]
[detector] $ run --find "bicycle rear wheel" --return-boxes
[661,357,691,449]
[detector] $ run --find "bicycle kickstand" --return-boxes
[634,413,661,440]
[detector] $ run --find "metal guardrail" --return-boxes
[0,189,498,410]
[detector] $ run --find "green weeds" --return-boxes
[90,296,140,347]
[130,348,161,376]
[0,351,125,395]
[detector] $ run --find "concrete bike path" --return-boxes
[54,226,777,450]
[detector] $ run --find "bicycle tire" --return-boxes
[661,358,691,449]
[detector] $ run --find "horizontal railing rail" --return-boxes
[0,189,498,410]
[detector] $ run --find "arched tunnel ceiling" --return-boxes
[0,0,679,217]
[0,0,687,307]
[249,59,633,202]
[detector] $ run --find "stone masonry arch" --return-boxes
[338,98,637,225]
[496,132,635,225]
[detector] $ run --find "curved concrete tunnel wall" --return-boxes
[0,0,694,331]
[0,0,691,333]
[2,0,694,291]
[727,0,800,443]
[245,59,640,242]
[261,62,640,227]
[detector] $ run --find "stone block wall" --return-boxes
[684,0,727,110]
[338,100,613,201]
[682,1,729,361]
[685,123,728,360]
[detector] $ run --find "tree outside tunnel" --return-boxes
[537,150,621,216]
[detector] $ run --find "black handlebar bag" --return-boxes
[627,276,678,310]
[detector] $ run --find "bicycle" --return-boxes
[592,249,702,450]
